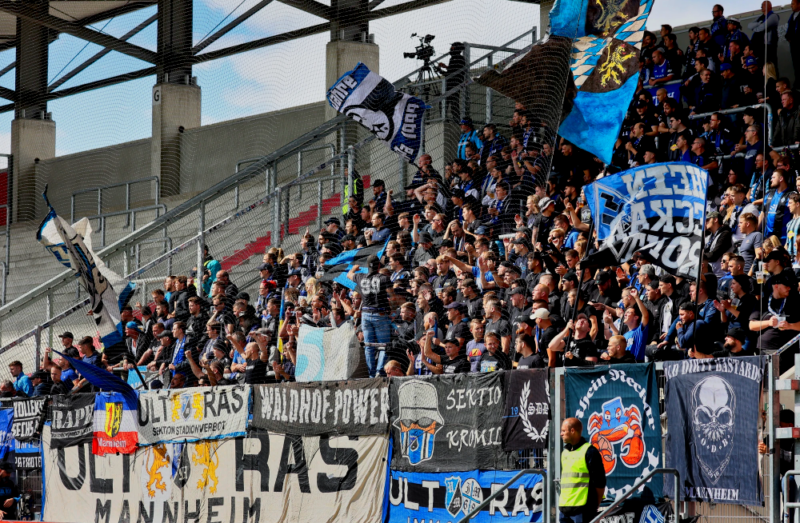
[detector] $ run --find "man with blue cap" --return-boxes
[457,118,482,160]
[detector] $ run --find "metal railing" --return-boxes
[70,176,160,224]
[88,204,168,248]
[0,261,5,307]
[689,103,774,146]
[589,469,682,523]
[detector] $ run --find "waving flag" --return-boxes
[37,191,134,348]
[92,392,138,455]
[327,63,428,162]
[583,162,709,280]
[320,241,389,290]
[53,349,137,404]
[477,0,655,164]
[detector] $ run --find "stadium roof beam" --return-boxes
[0,86,12,101]
[367,0,453,20]
[0,0,157,64]
[78,1,157,26]
[275,0,333,20]
[48,13,158,92]
[191,0,274,55]
[367,0,386,9]
[193,22,331,64]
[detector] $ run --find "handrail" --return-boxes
[589,468,682,523]
[0,27,539,326]
[782,470,800,508]
[0,261,5,306]
[456,468,545,523]
[71,175,160,223]
[773,331,800,356]
[689,103,774,146]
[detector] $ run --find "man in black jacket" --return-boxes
[775,91,800,147]
[704,211,733,276]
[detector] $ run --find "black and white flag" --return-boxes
[9,397,46,443]
[502,369,550,450]
[327,63,428,162]
[50,394,94,448]
[584,162,710,280]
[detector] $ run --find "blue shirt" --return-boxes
[623,323,648,362]
[652,59,673,80]
[13,375,32,396]
[61,368,78,385]
[171,337,187,366]
[371,227,391,244]
[457,130,482,160]
[765,189,789,241]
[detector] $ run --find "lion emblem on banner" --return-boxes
[144,444,171,497]
[104,402,123,438]
[588,396,645,474]
[192,441,220,494]
[171,392,205,422]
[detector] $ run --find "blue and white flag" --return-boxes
[37,191,134,348]
[584,162,709,280]
[327,63,428,162]
[320,240,389,290]
[0,409,12,460]
[53,349,137,404]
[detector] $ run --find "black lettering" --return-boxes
[118,500,131,523]
[228,497,235,523]
[317,436,357,493]
[206,497,223,523]
[184,500,201,523]
[90,452,113,493]
[231,387,244,413]
[274,435,310,493]
[137,397,150,425]
[242,498,260,523]
[204,391,217,418]
[236,435,269,492]
[162,502,179,523]
[217,391,231,416]
[137,501,154,523]
[95,499,112,523]
[123,453,131,493]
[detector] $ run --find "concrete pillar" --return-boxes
[11,118,55,222]
[12,0,54,221]
[539,0,554,36]
[151,83,201,197]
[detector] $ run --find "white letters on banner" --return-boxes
[137,385,250,445]
[42,425,389,523]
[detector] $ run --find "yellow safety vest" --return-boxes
[560,442,591,508]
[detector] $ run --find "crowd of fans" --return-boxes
[5,2,800,399]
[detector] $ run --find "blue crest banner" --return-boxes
[584,162,709,280]
[386,469,544,523]
[565,364,662,501]
[327,62,428,162]
[389,373,515,472]
[664,357,765,505]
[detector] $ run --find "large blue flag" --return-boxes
[584,162,709,280]
[320,240,389,290]
[53,349,137,404]
[327,63,428,162]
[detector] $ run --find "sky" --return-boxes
[0,0,777,166]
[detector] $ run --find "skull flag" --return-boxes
[664,357,765,505]
[565,364,662,501]
[327,62,428,162]
[388,373,515,472]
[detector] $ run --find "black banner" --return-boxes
[50,394,94,448]
[389,372,514,472]
[664,357,765,505]
[251,378,390,436]
[502,369,550,450]
[9,398,46,442]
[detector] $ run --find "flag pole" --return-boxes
[691,183,709,358]
[558,220,595,367]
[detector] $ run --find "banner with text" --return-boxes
[389,373,514,472]
[137,385,250,445]
[50,394,94,449]
[664,357,765,505]
[386,469,544,523]
[503,369,550,450]
[9,397,46,443]
[43,426,389,523]
[252,379,390,436]
[14,437,40,471]
[565,364,662,501]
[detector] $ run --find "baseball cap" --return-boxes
[258,262,272,272]
[595,271,613,284]
[634,99,648,109]
[475,226,489,236]
[459,118,473,126]
[287,269,302,277]
[58,331,74,339]
[562,273,579,285]
[765,249,789,264]
[451,188,466,199]
[531,309,550,320]
[341,234,355,243]
[719,63,732,72]
[745,56,758,67]
[445,302,468,313]
[237,292,251,301]
[706,211,721,220]
[324,217,340,226]
[419,232,434,244]
[538,197,555,210]
[125,321,141,332]
[367,253,382,268]
[726,328,747,343]
[443,337,460,346]
[31,370,48,381]
[509,287,526,296]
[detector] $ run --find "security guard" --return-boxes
[559,417,607,522]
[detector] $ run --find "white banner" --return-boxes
[137,385,250,445]
[43,426,389,523]
[296,322,367,382]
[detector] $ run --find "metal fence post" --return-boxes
[198,201,206,288]
[45,290,53,349]
[97,188,102,222]
[317,181,323,231]
[34,326,41,370]
[272,187,282,247]
[347,146,354,200]
[124,182,131,227]
[486,54,493,123]
[70,196,75,223]
[769,354,781,523]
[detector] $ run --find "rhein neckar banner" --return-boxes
[664,357,765,505]
[565,364,662,501]
[389,373,515,472]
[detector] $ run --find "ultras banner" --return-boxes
[386,469,544,523]
[252,378,390,436]
[664,357,765,505]
[50,394,94,449]
[502,369,550,450]
[9,397,46,443]
[137,385,250,445]
[389,373,515,472]
[42,426,389,523]
[565,364,662,501]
